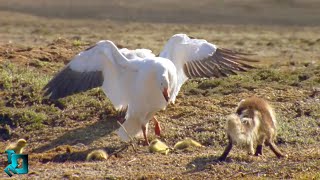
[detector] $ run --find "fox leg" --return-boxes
[255,136,265,156]
[265,140,286,158]
[218,135,233,161]
[247,139,255,155]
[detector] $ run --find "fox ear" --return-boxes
[236,107,243,115]
[236,99,245,111]
[239,99,245,105]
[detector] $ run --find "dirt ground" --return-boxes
[0,2,320,179]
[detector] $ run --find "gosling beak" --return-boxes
[162,88,169,102]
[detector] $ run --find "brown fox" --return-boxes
[218,96,286,161]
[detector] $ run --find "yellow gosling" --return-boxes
[5,139,27,154]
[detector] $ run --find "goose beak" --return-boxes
[162,88,169,102]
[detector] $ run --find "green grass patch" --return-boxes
[72,40,85,47]
[0,62,116,132]
[277,116,320,145]
[186,66,320,97]
[0,107,47,131]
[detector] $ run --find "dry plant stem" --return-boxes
[117,121,135,144]
[107,121,138,156]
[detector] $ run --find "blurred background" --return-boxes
[0,0,319,26]
[0,1,320,179]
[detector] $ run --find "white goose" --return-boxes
[43,34,256,145]
[43,40,178,145]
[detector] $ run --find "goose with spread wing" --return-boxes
[159,34,257,97]
[43,34,257,145]
[43,40,178,145]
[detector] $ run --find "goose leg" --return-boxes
[153,116,161,136]
[142,125,149,145]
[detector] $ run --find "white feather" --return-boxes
[120,48,155,59]
[51,40,177,141]
[159,34,217,100]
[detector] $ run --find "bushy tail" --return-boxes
[237,96,277,130]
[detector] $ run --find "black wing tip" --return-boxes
[118,106,128,115]
[42,66,103,100]
[217,48,259,63]
[181,47,259,78]
[42,87,62,100]
[215,48,259,70]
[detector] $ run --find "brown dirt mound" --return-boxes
[0,38,86,67]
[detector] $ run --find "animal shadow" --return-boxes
[32,116,120,153]
[46,145,125,163]
[185,154,222,173]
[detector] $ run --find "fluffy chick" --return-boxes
[5,139,27,154]
[86,149,108,161]
[174,138,203,150]
[149,139,170,155]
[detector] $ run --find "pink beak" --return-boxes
[162,88,169,102]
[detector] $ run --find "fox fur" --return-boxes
[219,96,286,161]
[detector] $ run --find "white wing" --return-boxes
[160,34,257,95]
[44,40,179,143]
[43,40,137,111]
